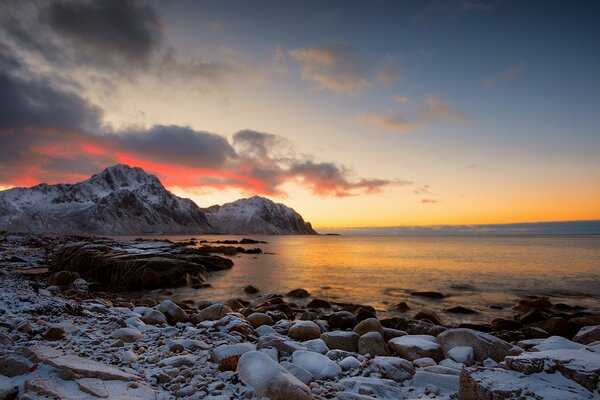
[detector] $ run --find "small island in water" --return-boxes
[1,1,599,399]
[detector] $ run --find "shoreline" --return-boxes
[1,232,599,399]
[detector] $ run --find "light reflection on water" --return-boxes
[127,235,600,323]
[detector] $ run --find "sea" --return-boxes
[122,234,600,324]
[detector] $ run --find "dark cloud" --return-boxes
[46,0,162,66]
[117,125,236,169]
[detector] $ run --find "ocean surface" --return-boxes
[127,235,600,324]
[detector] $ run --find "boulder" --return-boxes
[156,300,189,325]
[573,325,600,345]
[353,318,385,337]
[141,309,167,326]
[291,350,342,380]
[437,328,522,362]
[388,335,443,361]
[288,321,321,341]
[237,351,311,400]
[192,303,231,323]
[369,356,415,382]
[328,311,358,330]
[0,354,35,377]
[321,331,360,352]
[246,312,274,328]
[286,288,310,298]
[211,343,256,363]
[358,332,390,356]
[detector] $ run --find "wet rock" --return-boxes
[491,318,522,331]
[573,325,600,345]
[531,317,579,338]
[388,335,443,361]
[157,300,189,325]
[446,306,478,314]
[306,298,331,309]
[0,354,35,377]
[413,308,444,326]
[291,350,342,380]
[246,312,273,328]
[393,301,410,311]
[286,288,310,298]
[237,351,312,400]
[437,328,522,362]
[321,331,360,352]
[358,332,390,356]
[243,285,259,294]
[410,291,445,299]
[353,307,376,322]
[288,321,321,341]
[328,311,357,330]
[192,303,232,323]
[353,318,384,337]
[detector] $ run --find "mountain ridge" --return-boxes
[0,164,317,235]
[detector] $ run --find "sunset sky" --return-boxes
[0,0,599,228]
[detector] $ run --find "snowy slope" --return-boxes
[0,164,214,235]
[203,195,317,235]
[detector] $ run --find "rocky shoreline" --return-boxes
[1,233,599,399]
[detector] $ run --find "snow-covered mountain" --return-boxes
[203,195,317,235]
[0,164,318,235]
[0,164,214,235]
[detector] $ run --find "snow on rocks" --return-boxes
[291,350,343,380]
[447,345,474,366]
[237,351,312,400]
[437,328,522,362]
[387,334,443,361]
[573,325,600,345]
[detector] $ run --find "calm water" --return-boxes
[128,235,600,323]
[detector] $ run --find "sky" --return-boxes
[0,0,599,229]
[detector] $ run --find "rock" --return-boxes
[437,328,522,362]
[328,311,357,330]
[291,350,342,380]
[326,349,354,361]
[410,291,445,299]
[0,354,35,377]
[43,325,66,341]
[280,361,314,385]
[353,307,376,322]
[192,303,231,323]
[237,351,311,400]
[246,312,273,328]
[288,321,321,341]
[299,311,317,321]
[517,308,549,324]
[29,345,140,381]
[438,358,464,371]
[381,317,445,336]
[445,306,478,314]
[156,300,189,325]
[321,331,360,352]
[141,309,167,326]
[0,376,18,400]
[211,343,256,363]
[413,309,444,326]
[531,336,585,351]
[460,365,596,400]
[244,285,259,294]
[531,317,579,338]
[76,378,109,398]
[286,288,310,298]
[388,335,443,361]
[412,370,459,395]
[353,318,384,337]
[382,327,407,341]
[491,318,522,331]
[160,354,196,368]
[413,357,437,367]
[339,356,361,371]
[257,334,307,357]
[303,338,329,354]
[393,301,410,311]
[369,356,415,382]
[121,350,138,365]
[339,377,408,399]
[358,332,390,356]
[447,346,474,366]
[573,325,600,345]
[111,327,142,343]
[48,271,80,287]
[504,348,600,392]
[306,299,331,309]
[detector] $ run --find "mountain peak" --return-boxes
[89,164,162,192]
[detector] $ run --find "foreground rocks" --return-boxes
[2,233,600,399]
